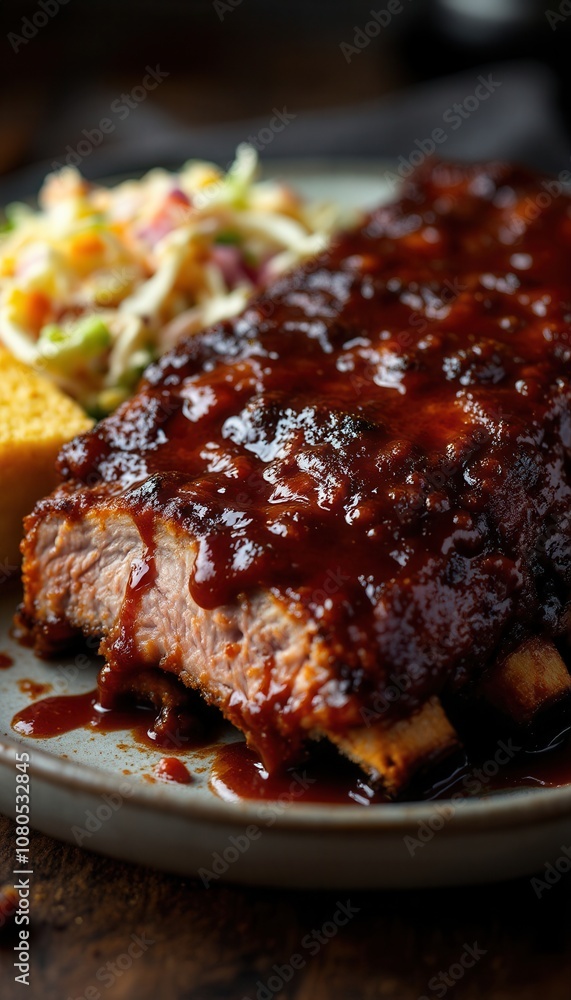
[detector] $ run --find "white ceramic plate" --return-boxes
[1,165,570,889]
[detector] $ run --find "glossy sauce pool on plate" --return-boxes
[210,728,571,805]
[11,690,211,753]
[38,160,571,735]
[10,690,571,804]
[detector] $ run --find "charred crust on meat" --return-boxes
[19,160,571,794]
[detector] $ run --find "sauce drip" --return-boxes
[211,742,389,805]
[0,653,13,669]
[211,726,571,805]
[10,694,571,804]
[11,690,209,752]
[106,510,157,672]
[46,160,571,727]
[17,163,571,795]
[155,757,193,784]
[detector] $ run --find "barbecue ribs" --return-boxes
[19,161,571,795]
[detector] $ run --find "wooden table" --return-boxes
[1,815,570,999]
[0,25,569,997]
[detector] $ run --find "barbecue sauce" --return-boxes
[17,678,51,699]
[11,690,209,752]
[155,757,193,784]
[11,689,571,803]
[210,742,389,805]
[0,653,13,669]
[45,162,571,718]
[19,161,571,772]
[104,509,157,672]
[210,726,571,804]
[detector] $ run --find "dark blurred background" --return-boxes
[1,0,571,195]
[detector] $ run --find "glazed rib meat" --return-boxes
[20,161,571,794]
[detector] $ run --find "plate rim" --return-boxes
[1,160,571,842]
[2,730,571,834]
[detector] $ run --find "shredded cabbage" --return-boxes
[0,146,359,415]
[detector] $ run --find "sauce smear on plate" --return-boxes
[11,690,209,752]
[11,692,571,805]
[211,742,389,805]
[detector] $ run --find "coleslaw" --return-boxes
[0,146,357,415]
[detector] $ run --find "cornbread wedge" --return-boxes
[0,350,92,570]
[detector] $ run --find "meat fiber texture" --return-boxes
[21,161,571,774]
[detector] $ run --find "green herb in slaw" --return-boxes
[0,146,358,415]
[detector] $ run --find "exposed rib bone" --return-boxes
[323,696,459,797]
[480,637,571,724]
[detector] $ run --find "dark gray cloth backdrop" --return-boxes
[1,60,570,201]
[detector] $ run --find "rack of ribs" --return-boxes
[19,161,571,797]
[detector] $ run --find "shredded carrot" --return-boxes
[26,290,52,333]
[72,232,106,257]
